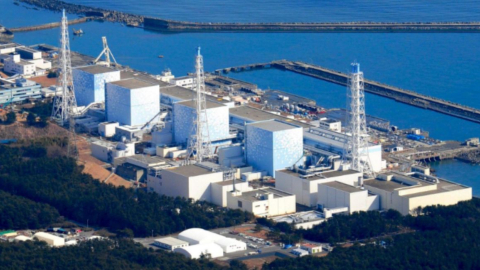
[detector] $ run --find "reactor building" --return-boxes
[245,120,303,177]
[173,100,230,145]
[105,78,160,126]
[73,65,121,106]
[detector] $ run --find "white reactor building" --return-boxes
[73,65,120,106]
[105,78,160,126]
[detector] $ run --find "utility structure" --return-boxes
[343,63,374,178]
[51,10,78,158]
[184,47,211,165]
[94,36,117,67]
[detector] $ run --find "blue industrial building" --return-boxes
[73,65,121,106]
[246,120,303,177]
[173,100,230,145]
[105,78,159,126]
[0,78,41,104]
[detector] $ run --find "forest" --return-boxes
[0,239,247,270]
[0,145,253,237]
[0,190,60,230]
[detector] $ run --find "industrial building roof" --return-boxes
[154,237,189,247]
[363,179,413,192]
[277,169,360,181]
[76,65,117,74]
[323,181,363,193]
[247,119,300,132]
[273,211,323,224]
[238,187,293,202]
[120,70,172,88]
[15,46,40,54]
[0,43,17,49]
[109,78,156,89]
[126,155,166,167]
[176,99,225,109]
[162,85,195,100]
[167,164,217,177]
[229,106,311,128]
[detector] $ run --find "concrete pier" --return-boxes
[215,60,480,124]
[10,17,91,32]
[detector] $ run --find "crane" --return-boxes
[94,36,117,67]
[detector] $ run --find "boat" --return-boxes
[73,28,84,35]
[158,55,164,58]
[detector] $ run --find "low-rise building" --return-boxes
[33,232,64,247]
[300,243,323,254]
[273,211,325,229]
[3,54,36,75]
[364,172,472,215]
[227,187,296,217]
[153,237,189,251]
[275,169,362,207]
[178,228,246,253]
[170,76,195,89]
[317,181,379,214]
[0,78,42,104]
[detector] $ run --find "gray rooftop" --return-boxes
[168,164,217,177]
[247,120,300,132]
[238,187,293,202]
[323,181,363,193]
[176,99,225,109]
[213,180,236,186]
[278,169,360,181]
[0,43,17,49]
[127,154,165,166]
[76,65,118,74]
[229,106,311,128]
[120,70,172,88]
[109,78,156,89]
[154,237,188,246]
[162,86,195,100]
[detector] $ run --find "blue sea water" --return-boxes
[1,0,480,194]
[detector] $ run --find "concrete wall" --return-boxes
[211,181,250,207]
[73,69,120,106]
[188,173,223,202]
[227,191,296,217]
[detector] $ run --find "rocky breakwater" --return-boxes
[18,0,144,26]
[0,25,14,40]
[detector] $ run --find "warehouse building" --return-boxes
[276,169,362,207]
[106,78,160,126]
[364,172,472,215]
[246,120,303,177]
[174,243,224,259]
[227,187,296,217]
[147,164,223,202]
[178,228,246,253]
[211,179,252,207]
[3,54,36,75]
[73,65,121,106]
[229,106,312,129]
[173,100,230,145]
[33,232,64,247]
[153,237,189,251]
[317,181,379,214]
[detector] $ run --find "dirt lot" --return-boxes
[233,227,270,240]
[29,75,57,87]
[242,256,278,270]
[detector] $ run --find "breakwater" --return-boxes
[10,17,90,32]
[18,0,480,33]
[215,60,480,124]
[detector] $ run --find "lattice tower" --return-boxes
[184,47,211,165]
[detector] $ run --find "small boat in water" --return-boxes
[73,28,84,35]
[158,55,164,58]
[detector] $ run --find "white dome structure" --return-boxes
[174,243,224,259]
[178,228,246,253]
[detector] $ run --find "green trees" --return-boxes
[1,111,16,125]
[0,145,254,237]
[26,113,36,125]
[0,190,59,230]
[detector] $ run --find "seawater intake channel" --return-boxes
[215,60,480,124]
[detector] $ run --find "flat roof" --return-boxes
[277,169,360,181]
[162,85,194,100]
[154,237,188,246]
[323,181,363,193]
[76,65,117,74]
[238,187,293,202]
[364,179,411,192]
[120,70,172,88]
[127,154,165,165]
[109,78,156,89]
[0,43,17,49]
[229,106,311,128]
[176,99,225,109]
[167,164,216,177]
[15,46,40,53]
[247,120,300,132]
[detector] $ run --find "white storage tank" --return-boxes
[34,232,65,247]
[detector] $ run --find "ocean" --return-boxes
[1,0,480,194]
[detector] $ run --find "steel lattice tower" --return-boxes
[51,10,78,158]
[344,63,374,178]
[184,47,211,165]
